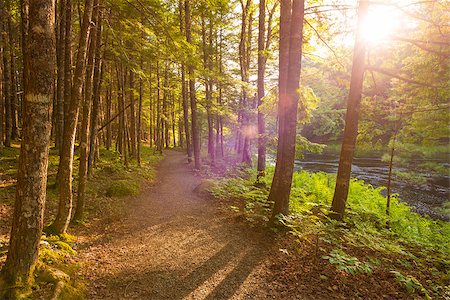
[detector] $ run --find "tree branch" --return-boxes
[366,65,445,88]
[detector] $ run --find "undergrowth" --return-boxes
[211,166,450,299]
[0,144,163,298]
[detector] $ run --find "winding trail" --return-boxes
[78,150,275,299]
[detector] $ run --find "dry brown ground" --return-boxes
[71,150,412,300]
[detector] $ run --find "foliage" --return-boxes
[0,145,162,297]
[391,271,431,299]
[210,166,450,298]
[322,249,373,275]
[106,180,140,197]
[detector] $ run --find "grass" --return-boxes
[210,166,450,299]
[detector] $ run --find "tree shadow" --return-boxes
[90,232,271,300]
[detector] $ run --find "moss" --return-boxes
[105,180,140,197]
[58,283,85,300]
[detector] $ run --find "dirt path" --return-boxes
[78,150,275,300]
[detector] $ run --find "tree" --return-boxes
[238,0,252,164]
[50,0,94,234]
[179,0,192,162]
[185,0,201,170]
[1,0,55,295]
[268,0,305,220]
[74,0,100,222]
[256,0,266,180]
[330,0,368,221]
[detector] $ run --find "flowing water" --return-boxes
[295,153,450,221]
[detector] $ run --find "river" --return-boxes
[295,153,450,221]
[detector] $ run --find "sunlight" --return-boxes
[360,6,402,44]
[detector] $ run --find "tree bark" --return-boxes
[63,0,72,127]
[8,21,18,141]
[163,63,169,148]
[268,0,305,221]
[179,0,191,161]
[185,0,200,170]
[2,24,11,147]
[202,12,215,164]
[106,63,112,150]
[2,0,55,295]
[156,60,162,152]
[73,0,99,222]
[51,0,94,234]
[88,5,103,174]
[55,0,66,150]
[0,31,3,148]
[257,0,266,180]
[330,0,368,221]
[239,0,252,164]
[129,70,137,158]
[137,61,143,165]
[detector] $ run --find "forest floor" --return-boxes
[73,150,412,300]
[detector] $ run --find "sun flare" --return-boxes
[360,7,403,44]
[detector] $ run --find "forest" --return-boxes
[0,0,449,298]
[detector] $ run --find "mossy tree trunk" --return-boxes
[2,0,55,296]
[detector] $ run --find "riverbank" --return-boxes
[210,166,450,299]
[301,141,450,220]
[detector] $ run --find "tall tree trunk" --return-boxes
[106,64,112,150]
[156,61,162,152]
[0,34,3,148]
[257,0,266,181]
[148,64,153,147]
[120,66,128,166]
[74,0,99,222]
[239,0,252,164]
[268,0,305,221]
[185,0,200,169]
[88,5,103,174]
[179,1,191,159]
[162,64,169,148]
[267,0,290,209]
[1,0,55,295]
[55,0,66,150]
[63,0,72,128]
[51,0,94,234]
[217,23,224,158]
[171,93,176,147]
[129,70,137,158]
[116,63,124,154]
[202,12,215,165]
[8,25,18,141]
[330,0,368,221]
[137,61,142,165]
[5,1,18,141]
[2,26,11,147]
